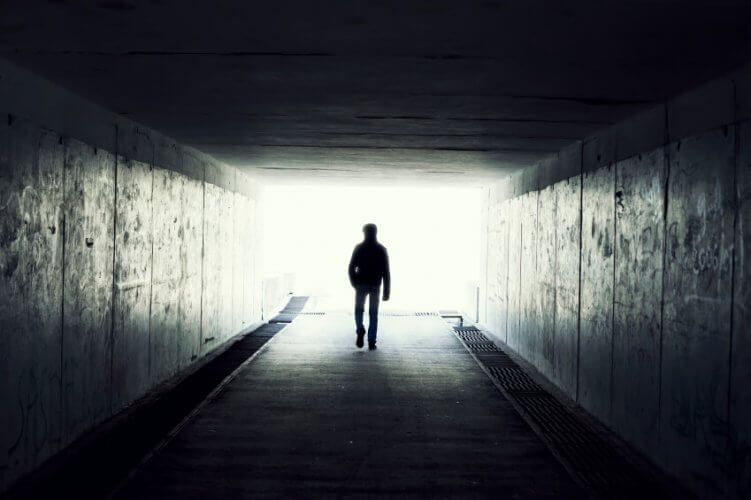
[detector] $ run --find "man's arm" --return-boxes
[348,247,358,287]
[382,248,391,301]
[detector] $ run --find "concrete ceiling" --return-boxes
[2,0,751,182]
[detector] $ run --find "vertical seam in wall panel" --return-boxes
[609,131,619,421]
[658,104,670,443]
[199,162,206,348]
[229,173,234,336]
[252,195,255,321]
[576,143,583,402]
[59,136,67,444]
[535,191,540,276]
[552,183,558,382]
[252,197,256,320]
[727,119,740,486]
[518,216,523,347]
[240,190,245,327]
[505,198,510,343]
[109,125,118,413]
[610,161,617,421]
[232,169,237,335]
[482,188,492,324]
[488,188,492,325]
[147,144,155,380]
[534,191,539,364]
[176,150,184,368]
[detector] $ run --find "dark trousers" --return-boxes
[354,285,380,342]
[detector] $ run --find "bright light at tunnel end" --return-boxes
[263,183,483,313]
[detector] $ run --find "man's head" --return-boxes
[363,223,377,242]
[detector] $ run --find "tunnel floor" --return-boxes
[113,311,582,499]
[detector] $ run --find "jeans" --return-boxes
[354,285,380,343]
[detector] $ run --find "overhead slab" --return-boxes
[2,1,751,182]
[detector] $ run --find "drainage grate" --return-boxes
[455,329,488,343]
[269,296,309,323]
[464,342,501,353]
[448,322,679,498]
[513,392,647,492]
[280,296,308,314]
[485,366,543,393]
[269,314,295,324]
[512,394,599,445]
[252,323,287,337]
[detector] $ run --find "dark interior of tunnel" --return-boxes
[1,1,750,498]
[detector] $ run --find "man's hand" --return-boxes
[382,293,390,302]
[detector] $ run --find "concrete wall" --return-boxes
[480,66,751,499]
[263,273,296,318]
[0,61,264,492]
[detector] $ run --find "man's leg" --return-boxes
[354,286,366,341]
[367,286,380,345]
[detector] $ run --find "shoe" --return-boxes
[356,328,365,348]
[368,341,377,350]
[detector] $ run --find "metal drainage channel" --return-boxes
[448,323,681,499]
[380,312,439,317]
[269,296,310,323]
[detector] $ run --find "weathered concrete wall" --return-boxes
[479,189,490,326]
[0,107,263,492]
[519,192,538,363]
[732,122,751,500]
[112,157,153,410]
[178,158,204,371]
[536,185,556,380]
[505,196,522,352]
[611,149,665,455]
[150,167,184,384]
[481,68,751,498]
[62,139,115,442]
[553,175,580,396]
[252,193,265,322]
[218,186,235,342]
[579,164,614,422]
[485,195,509,342]
[236,172,258,329]
[263,273,296,318]
[0,119,64,487]
[200,182,222,352]
[232,190,244,333]
[661,128,735,495]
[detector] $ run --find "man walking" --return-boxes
[348,223,390,350]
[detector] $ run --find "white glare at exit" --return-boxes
[263,184,482,312]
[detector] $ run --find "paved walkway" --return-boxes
[116,312,582,499]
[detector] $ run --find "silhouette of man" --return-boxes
[348,223,390,350]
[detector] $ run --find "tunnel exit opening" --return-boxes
[262,183,483,315]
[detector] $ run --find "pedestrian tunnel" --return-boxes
[2,3,751,497]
